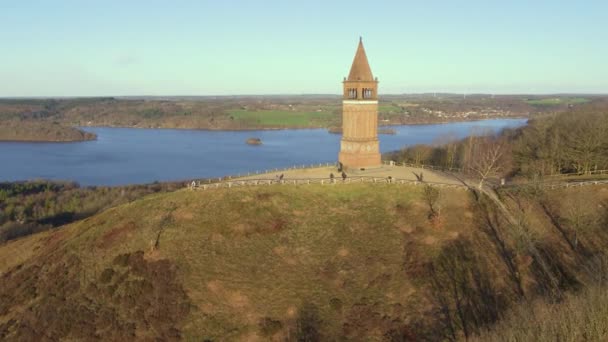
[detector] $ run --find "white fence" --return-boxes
[542,169,608,179]
[382,160,463,172]
[189,176,467,191]
[186,160,608,192]
[192,161,460,185]
[523,179,608,190]
[195,162,336,184]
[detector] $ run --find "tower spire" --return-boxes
[347,38,374,82]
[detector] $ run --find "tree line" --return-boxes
[0,180,182,243]
[385,101,608,183]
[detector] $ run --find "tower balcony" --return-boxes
[342,80,379,100]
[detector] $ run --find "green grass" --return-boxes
[525,97,589,106]
[228,109,335,127]
[379,103,401,113]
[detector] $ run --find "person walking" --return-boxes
[341,171,347,181]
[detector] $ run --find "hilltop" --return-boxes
[2,101,608,340]
[1,182,606,340]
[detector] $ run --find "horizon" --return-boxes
[2,92,607,100]
[2,1,607,96]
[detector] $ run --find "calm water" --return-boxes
[0,119,526,186]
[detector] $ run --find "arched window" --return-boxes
[361,88,373,99]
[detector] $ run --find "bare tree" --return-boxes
[561,111,608,174]
[564,192,602,249]
[433,133,460,170]
[423,185,441,219]
[466,136,509,189]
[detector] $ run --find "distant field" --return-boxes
[525,97,589,106]
[378,104,401,112]
[228,109,335,127]
[229,104,404,128]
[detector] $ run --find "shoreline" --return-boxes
[378,116,528,126]
[0,138,97,143]
[0,135,97,143]
[77,116,529,133]
[0,116,528,143]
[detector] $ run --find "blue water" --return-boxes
[0,119,526,186]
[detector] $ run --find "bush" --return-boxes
[0,180,181,244]
[471,286,608,341]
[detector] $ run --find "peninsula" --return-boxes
[0,121,96,142]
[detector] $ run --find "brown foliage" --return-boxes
[0,251,192,340]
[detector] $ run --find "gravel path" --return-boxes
[236,165,463,185]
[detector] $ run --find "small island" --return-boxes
[246,137,262,145]
[0,121,97,142]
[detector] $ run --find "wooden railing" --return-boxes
[189,176,467,191]
[383,161,608,178]
[503,179,608,190]
[542,169,608,178]
[196,162,336,184]
[193,161,458,185]
[186,161,608,192]
[382,160,463,172]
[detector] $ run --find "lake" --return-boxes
[0,119,526,186]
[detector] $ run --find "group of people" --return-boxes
[329,171,347,182]
[272,161,352,184]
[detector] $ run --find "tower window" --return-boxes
[362,88,373,99]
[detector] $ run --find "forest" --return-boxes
[385,99,608,183]
[0,181,181,243]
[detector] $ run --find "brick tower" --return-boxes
[339,37,381,169]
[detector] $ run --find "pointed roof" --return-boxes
[347,37,374,82]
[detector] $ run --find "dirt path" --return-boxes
[235,165,463,185]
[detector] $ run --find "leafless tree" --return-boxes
[465,136,509,189]
[423,185,441,219]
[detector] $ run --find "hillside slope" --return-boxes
[0,184,606,340]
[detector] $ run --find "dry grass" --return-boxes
[471,286,608,341]
[1,183,607,340]
[0,184,475,340]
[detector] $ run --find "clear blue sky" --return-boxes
[1,0,607,96]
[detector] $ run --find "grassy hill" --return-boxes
[0,183,607,340]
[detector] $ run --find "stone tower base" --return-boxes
[339,151,381,170]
